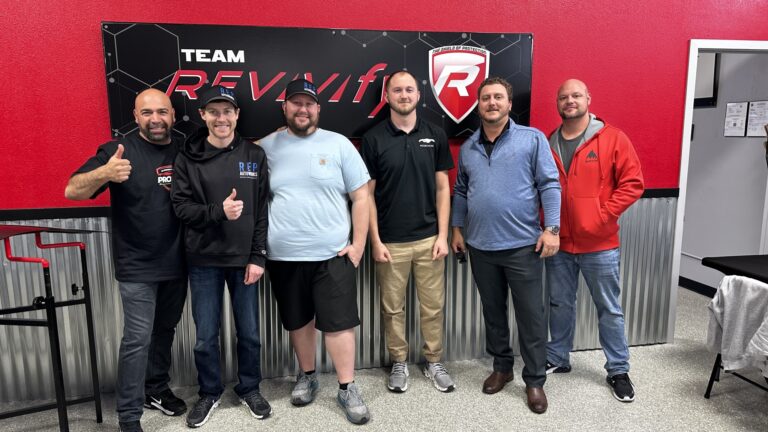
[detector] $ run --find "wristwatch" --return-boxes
[545,226,560,235]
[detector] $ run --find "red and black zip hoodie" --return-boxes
[548,117,644,254]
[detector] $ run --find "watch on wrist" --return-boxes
[545,226,560,235]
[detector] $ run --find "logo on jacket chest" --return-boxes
[239,161,259,179]
[156,165,173,191]
[585,150,598,162]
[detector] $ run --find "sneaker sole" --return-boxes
[422,368,455,392]
[240,399,272,419]
[186,400,219,428]
[611,390,635,403]
[144,401,187,416]
[336,395,371,425]
[386,382,408,393]
[545,366,571,375]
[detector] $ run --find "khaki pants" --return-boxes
[377,235,445,363]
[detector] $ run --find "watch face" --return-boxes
[547,226,560,235]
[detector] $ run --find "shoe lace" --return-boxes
[245,391,267,408]
[613,374,631,386]
[155,388,175,401]
[391,362,407,375]
[191,397,214,416]
[430,362,449,377]
[297,372,311,385]
[344,385,364,407]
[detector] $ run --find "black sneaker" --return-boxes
[607,373,635,402]
[186,395,220,428]
[240,390,272,419]
[118,421,143,432]
[545,361,571,374]
[145,388,187,416]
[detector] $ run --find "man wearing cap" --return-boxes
[450,77,560,414]
[259,79,371,425]
[360,70,456,393]
[545,79,644,403]
[65,89,187,432]
[171,85,271,427]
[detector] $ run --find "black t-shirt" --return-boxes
[73,132,185,282]
[361,118,454,243]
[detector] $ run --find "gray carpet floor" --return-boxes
[2,287,767,431]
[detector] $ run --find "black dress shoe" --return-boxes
[482,370,513,394]
[526,386,548,414]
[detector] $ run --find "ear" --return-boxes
[198,108,205,120]
[133,109,139,125]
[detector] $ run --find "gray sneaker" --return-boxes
[424,362,456,392]
[387,362,409,392]
[337,383,371,425]
[291,371,319,406]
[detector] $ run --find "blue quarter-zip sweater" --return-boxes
[451,120,561,251]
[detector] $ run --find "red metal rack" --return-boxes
[0,225,103,432]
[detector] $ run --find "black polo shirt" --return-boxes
[361,118,454,243]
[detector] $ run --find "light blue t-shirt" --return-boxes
[260,128,370,261]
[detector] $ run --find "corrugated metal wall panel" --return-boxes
[569,197,677,350]
[0,197,675,402]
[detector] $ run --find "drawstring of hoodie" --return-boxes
[597,135,605,181]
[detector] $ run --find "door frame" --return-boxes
[671,39,768,338]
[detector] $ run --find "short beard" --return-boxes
[141,125,170,143]
[390,102,417,116]
[287,115,319,137]
[559,108,587,120]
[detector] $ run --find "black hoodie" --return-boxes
[171,127,269,267]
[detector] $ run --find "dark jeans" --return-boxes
[468,244,547,387]
[116,278,187,422]
[189,266,262,398]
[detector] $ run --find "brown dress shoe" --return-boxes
[526,386,548,414]
[482,370,513,394]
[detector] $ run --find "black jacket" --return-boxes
[171,128,269,267]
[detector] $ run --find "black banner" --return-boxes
[102,23,533,139]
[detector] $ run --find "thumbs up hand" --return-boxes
[105,144,132,183]
[223,188,243,220]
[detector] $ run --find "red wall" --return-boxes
[2,0,767,210]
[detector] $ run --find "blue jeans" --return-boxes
[116,278,187,422]
[189,266,262,398]
[545,248,630,376]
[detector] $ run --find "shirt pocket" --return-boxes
[310,153,337,180]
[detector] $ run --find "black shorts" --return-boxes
[266,256,360,332]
